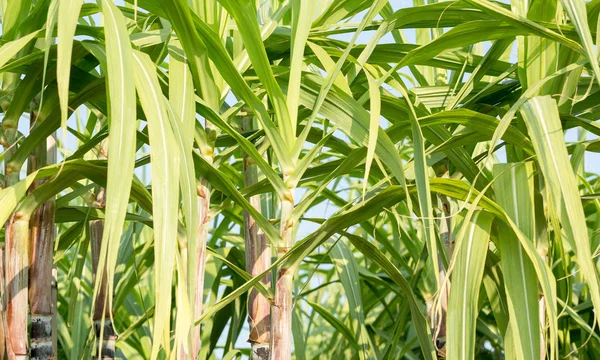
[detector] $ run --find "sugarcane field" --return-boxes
[0,0,600,359]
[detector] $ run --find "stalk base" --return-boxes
[251,343,270,360]
[30,315,52,359]
[92,320,116,360]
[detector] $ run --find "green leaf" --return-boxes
[288,0,318,129]
[0,172,38,225]
[39,0,59,111]
[489,61,584,155]
[295,73,409,201]
[307,42,352,94]
[462,0,583,51]
[399,83,438,287]
[493,162,540,360]
[398,21,522,69]
[159,0,293,171]
[292,309,307,360]
[447,210,494,360]
[293,0,389,159]
[168,43,198,340]
[0,30,40,68]
[306,300,361,351]
[560,0,600,86]
[132,50,181,359]
[195,99,289,199]
[520,96,600,335]
[329,241,372,360]
[216,0,294,149]
[57,0,83,130]
[362,71,380,200]
[343,231,436,360]
[94,0,137,344]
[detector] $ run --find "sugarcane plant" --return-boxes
[27,104,56,359]
[1,0,600,359]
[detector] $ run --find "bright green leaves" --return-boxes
[447,210,494,360]
[288,0,317,130]
[0,172,38,224]
[94,0,137,345]
[4,0,600,358]
[195,100,289,200]
[293,0,388,160]
[40,0,59,110]
[488,61,584,158]
[343,231,436,360]
[0,30,40,68]
[517,0,558,94]
[447,39,513,109]
[560,0,600,86]
[1,0,30,40]
[307,42,352,95]
[57,0,83,130]
[399,21,523,69]
[462,0,582,51]
[520,96,600,332]
[363,72,380,199]
[392,83,436,289]
[157,0,219,109]
[330,241,371,359]
[306,300,361,352]
[160,0,293,172]
[132,50,181,359]
[168,43,198,356]
[217,0,295,152]
[296,73,409,193]
[493,163,540,360]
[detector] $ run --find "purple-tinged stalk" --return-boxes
[0,101,6,360]
[0,248,5,360]
[90,187,116,360]
[242,115,271,360]
[90,143,116,359]
[90,186,116,359]
[0,244,5,360]
[27,124,57,360]
[192,184,209,356]
[192,145,214,358]
[3,105,29,360]
[0,177,5,360]
[51,267,57,355]
[271,184,296,360]
[5,215,29,360]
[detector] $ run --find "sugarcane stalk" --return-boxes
[0,171,5,360]
[51,267,57,356]
[28,124,56,359]
[192,176,211,358]
[90,186,116,360]
[3,104,29,360]
[0,244,5,360]
[5,215,29,360]
[90,185,116,359]
[432,162,453,357]
[175,21,219,356]
[90,139,116,359]
[179,116,214,360]
[432,195,452,357]
[242,115,271,360]
[188,121,216,359]
[271,185,296,360]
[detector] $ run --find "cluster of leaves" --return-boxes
[1,0,600,359]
